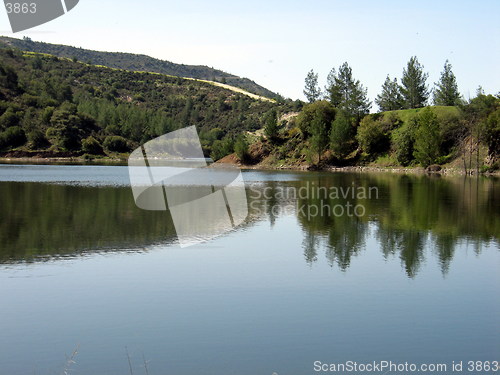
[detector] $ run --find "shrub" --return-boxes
[413,108,441,167]
[0,126,27,150]
[103,136,129,153]
[27,129,49,149]
[82,136,103,154]
[60,131,81,151]
[210,137,234,161]
[391,117,418,166]
[357,116,391,156]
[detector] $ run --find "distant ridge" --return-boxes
[0,36,278,99]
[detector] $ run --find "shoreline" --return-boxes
[211,154,500,176]
[1,156,498,177]
[0,155,126,165]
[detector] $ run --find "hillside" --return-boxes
[0,46,288,159]
[216,103,499,173]
[0,36,279,100]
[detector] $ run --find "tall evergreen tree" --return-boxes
[326,62,371,122]
[401,56,429,108]
[330,113,354,158]
[433,60,461,106]
[310,116,329,162]
[375,75,404,111]
[325,68,336,99]
[264,109,279,142]
[303,69,321,103]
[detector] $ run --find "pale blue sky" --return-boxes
[1,0,498,103]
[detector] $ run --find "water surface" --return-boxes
[0,165,498,375]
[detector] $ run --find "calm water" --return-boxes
[0,165,498,375]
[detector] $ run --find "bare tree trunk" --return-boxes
[460,135,468,175]
[468,138,473,174]
[476,140,480,176]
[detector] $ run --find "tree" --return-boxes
[401,56,429,108]
[27,129,49,149]
[459,94,499,173]
[484,107,499,160]
[296,100,336,137]
[330,113,354,159]
[48,108,83,150]
[433,60,461,106]
[326,62,371,122]
[303,69,321,103]
[325,68,337,99]
[375,75,404,111]
[413,108,440,167]
[234,134,250,162]
[103,136,129,153]
[0,107,20,129]
[82,136,103,154]
[309,116,329,163]
[264,109,279,142]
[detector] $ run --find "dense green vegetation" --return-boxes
[0,42,497,172]
[251,58,498,172]
[255,99,497,172]
[0,36,279,99]
[0,46,285,158]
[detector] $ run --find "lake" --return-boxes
[0,164,498,375]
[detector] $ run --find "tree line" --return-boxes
[298,57,498,171]
[304,57,463,110]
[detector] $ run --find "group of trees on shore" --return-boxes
[299,57,498,170]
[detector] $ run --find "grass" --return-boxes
[383,106,461,123]
[370,154,399,167]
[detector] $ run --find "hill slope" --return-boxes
[0,46,283,158]
[216,103,498,172]
[0,36,279,100]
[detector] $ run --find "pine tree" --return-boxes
[325,68,336,98]
[326,62,371,122]
[330,113,354,158]
[401,56,429,108]
[303,69,321,103]
[310,116,329,162]
[433,60,461,106]
[375,75,404,111]
[264,109,279,142]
